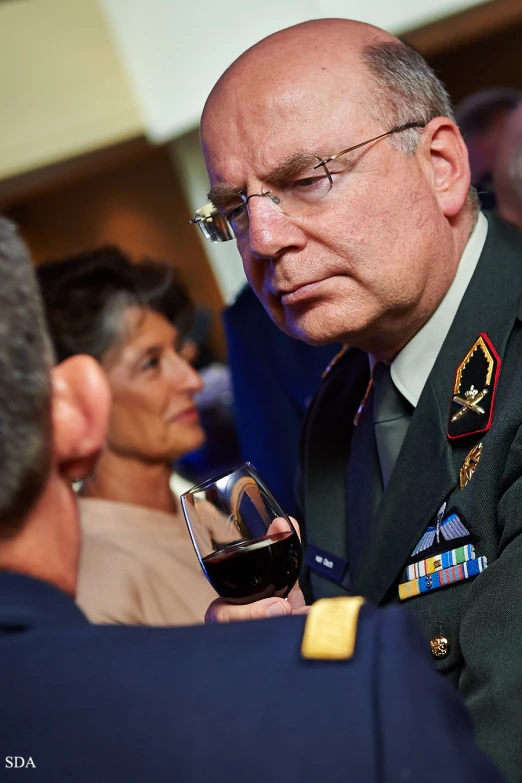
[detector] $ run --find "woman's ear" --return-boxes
[51,355,111,481]
[419,117,471,217]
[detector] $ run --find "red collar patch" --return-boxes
[447,333,500,440]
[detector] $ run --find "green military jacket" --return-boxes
[299,212,522,782]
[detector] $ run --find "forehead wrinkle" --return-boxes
[264,150,322,185]
[208,149,323,206]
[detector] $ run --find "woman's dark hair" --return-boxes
[37,246,194,363]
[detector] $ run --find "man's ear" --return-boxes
[420,117,471,218]
[51,355,111,482]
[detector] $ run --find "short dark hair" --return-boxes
[37,247,194,364]
[0,218,53,538]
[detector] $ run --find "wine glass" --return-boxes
[180,462,302,604]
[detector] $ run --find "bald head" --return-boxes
[203,19,391,123]
[199,18,473,356]
[202,19,453,164]
[494,104,522,230]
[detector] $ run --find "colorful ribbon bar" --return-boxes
[399,556,488,601]
[405,544,475,581]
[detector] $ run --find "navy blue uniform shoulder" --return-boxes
[0,574,502,783]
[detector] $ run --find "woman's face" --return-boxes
[102,306,205,463]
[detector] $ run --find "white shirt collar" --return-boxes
[370,212,488,407]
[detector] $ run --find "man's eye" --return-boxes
[225,204,247,222]
[293,174,329,189]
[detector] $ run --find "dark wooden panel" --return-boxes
[426,20,522,105]
[405,0,522,59]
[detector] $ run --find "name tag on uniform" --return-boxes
[304,544,347,583]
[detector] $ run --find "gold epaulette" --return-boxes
[321,344,350,380]
[301,597,365,660]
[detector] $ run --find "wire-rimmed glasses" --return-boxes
[191,121,425,242]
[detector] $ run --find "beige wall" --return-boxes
[100,0,486,143]
[0,0,143,180]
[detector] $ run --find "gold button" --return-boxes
[430,635,449,658]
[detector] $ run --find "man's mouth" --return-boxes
[277,279,328,306]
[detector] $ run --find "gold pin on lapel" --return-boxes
[460,442,483,489]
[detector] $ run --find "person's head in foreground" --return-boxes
[198,18,478,363]
[0,218,110,595]
[37,248,204,507]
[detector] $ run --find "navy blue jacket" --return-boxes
[224,284,340,514]
[0,572,502,782]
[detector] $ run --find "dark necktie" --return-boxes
[373,362,414,489]
[346,362,413,573]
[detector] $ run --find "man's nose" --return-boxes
[246,196,305,260]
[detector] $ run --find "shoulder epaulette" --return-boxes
[321,344,350,380]
[301,596,365,660]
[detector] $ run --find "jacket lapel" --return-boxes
[304,348,369,575]
[355,213,522,604]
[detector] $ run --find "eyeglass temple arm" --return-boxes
[313,121,426,169]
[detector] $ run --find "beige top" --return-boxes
[76,492,218,627]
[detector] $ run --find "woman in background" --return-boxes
[37,247,217,625]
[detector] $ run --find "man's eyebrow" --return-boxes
[207,184,246,207]
[207,151,320,206]
[264,151,321,185]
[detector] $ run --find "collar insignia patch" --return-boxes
[447,333,500,440]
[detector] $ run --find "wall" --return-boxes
[427,19,522,103]
[0,0,143,180]
[99,0,487,142]
[170,130,246,303]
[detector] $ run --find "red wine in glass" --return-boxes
[181,463,302,604]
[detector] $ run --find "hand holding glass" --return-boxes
[181,463,302,604]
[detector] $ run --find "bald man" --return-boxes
[193,19,522,781]
[494,103,522,230]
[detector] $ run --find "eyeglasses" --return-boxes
[191,121,425,243]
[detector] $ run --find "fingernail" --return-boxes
[267,602,287,618]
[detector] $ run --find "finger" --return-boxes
[286,581,307,611]
[289,516,301,541]
[266,515,301,540]
[266,516,291,536]
[205,596,291,624]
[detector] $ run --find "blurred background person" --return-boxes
[224,284,340,516]
[37,247,218,626]
[178,305,241,483]
[455,88,522,209]
[493,103,522,231]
